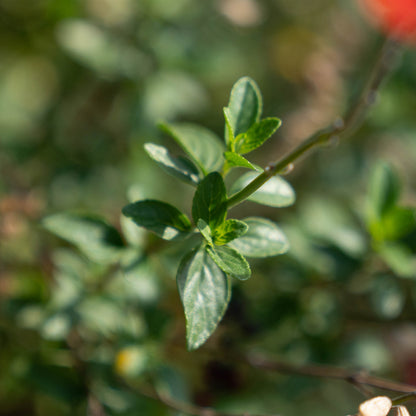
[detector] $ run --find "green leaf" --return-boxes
[43,213,124,264]
[212,219,248,246]
[197,219,213,246]
[122,200,192,240]
[177,247,231,350]
[207,245,251,280]
[236,117,281,154]
[226,77,262,137]
[228,217,289,257]
[224,152,257,171]
[144,143,200,185]
[368,162,400,221]
[223,107,235,148]
[192,172,227,231]
[373,207,416,242]
[230,171,295,207]
[378,243,416,278]
[159,122,225,174]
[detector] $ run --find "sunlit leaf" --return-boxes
[224,152,257,171]
[212,219,248,245]
[230,171,295,207]
[207,245,251,280]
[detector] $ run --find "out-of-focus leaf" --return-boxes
[378,243,416,278]
[207,245,251,280]
[212,219,248,246]
[144,143,201,185]
[228,217,289,257]
[225,77,262,138]
[122,200,191,240]
[192,172,227,231]
[370,274,405,319]
[160,122,224,174]
[236,117,281,154]
[368,162,400,221]
[230,171,295,207]
[177,247,231,350]
[43,213,125,264]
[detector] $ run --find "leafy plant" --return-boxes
[122,77,293,349]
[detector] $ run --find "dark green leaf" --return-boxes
[226,77,262,137]
[177,247,231,350]
[144,143,200,185]
[197,219,213,246]
[237,117,281,154]
[228,217,289,257]
[230,171,295,207]
[160,122,224,174]
[224,152,257,171]
[212,219,248,246]
[368,162,400,221]
[207,245,251,280]
[192,172,227,231]
[43,213,124,264]
[122,200,192,240]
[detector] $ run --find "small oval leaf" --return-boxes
[228,217,289,258]
[224,152,257,171]
[230,171,295,207]
[212,219,248,245]
[207,245,251,280]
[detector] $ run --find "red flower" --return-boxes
[359,0,416,43]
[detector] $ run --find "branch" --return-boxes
[226,37,401,208]
[246,352,416,393]
[126,383,280,416]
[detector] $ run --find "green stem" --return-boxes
[226,37,401,209]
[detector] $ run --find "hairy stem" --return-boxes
[226,37,401,208]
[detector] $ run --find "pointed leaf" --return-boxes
[224,152,257,171]
[177,247,231,350]
[43,213,124,264]
[207,245,251,280]
[160,122,224,174]
[228,217,289,257]
[213,219,248,246]
[197,219,213,246]
[192,172,227,231]
[230,171,295,207]
[226,77,262,137]
[122,200,191,240]
[224,107,234,148]
[237,117,281,154]
[144,143,200,185]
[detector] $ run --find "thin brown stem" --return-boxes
[246,352,416,393]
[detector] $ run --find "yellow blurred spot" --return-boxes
[115,346,148,378]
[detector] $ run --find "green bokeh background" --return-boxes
[1,0,416,415]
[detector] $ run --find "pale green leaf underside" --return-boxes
[229,217,289,258]
[144,143,200,185]
[207,245,251,280]
[160,122,224,174]
[197,219,213,246]
[177,248,231,350]
[192,172,227,231]
[122,200,191,240]
[43,213,124,264]
[230,171,295,207]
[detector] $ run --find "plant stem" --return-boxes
[226,37,401,209]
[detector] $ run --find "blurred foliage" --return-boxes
[1,0,416,415]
